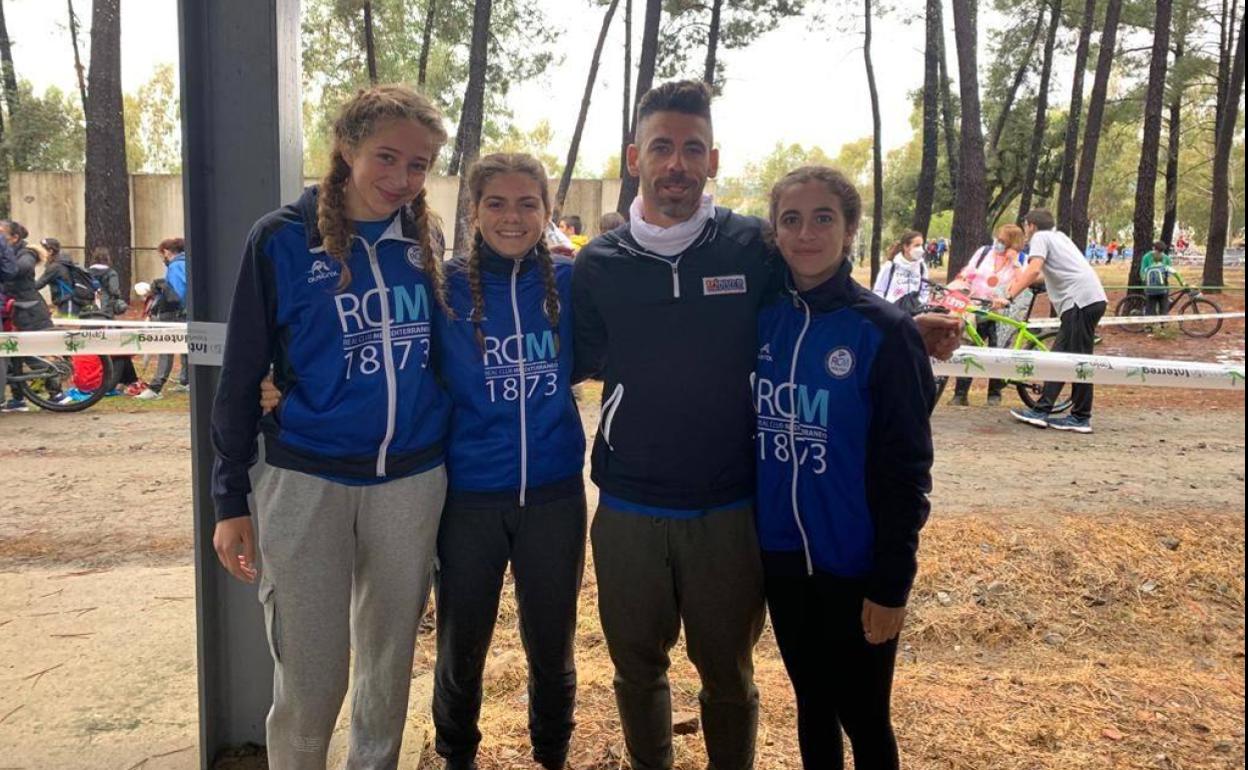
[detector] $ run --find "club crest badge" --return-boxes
[825,347,854,379]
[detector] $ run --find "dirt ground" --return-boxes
[1,269,1244,769]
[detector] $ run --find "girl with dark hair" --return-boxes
[209,84,453,768]
[873,229,930,309]
[431,153,585,770]
[755,166,934,769]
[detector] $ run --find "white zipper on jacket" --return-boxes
[615,219,719,300]
[509,259,529,506]
[788,293,815,576]
[358,236,399,478]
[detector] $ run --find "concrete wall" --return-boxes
[11,171,676,288]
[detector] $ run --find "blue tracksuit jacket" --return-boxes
[434,245,584,505]
[754,259,935,607]
[210,186,451,520]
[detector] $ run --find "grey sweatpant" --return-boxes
[252,463,447,770]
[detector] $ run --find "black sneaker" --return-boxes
[949,393,969,407]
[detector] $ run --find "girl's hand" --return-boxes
[861,598,906,644]
[914,313,963,360]
[259,376,282,414]
[213,517,258,583]
[990,296,1011,310]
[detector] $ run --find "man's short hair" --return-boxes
[599,211,626,231]
[1023,209,1056,231]
[561,215,584,235]
[636,80,713,134]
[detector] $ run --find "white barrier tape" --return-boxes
[51,317,186,329]
[0,327,188,357]
[1026,311,1244,329]
[933,346,1246,390]
[5,331,1243,391]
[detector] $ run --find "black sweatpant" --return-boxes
[1035,300,1106,420]
[765,563,900,770]
[953,317,1004,398]
[433,488,587,767]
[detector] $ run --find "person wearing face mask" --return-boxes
[872,231,930,312]
[429,153,585,770]
[946,224,1025,406]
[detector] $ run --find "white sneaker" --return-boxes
[169,383,190,393]
[135,388,164,401]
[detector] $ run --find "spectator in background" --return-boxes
[1004,209,1107,434]
[599,210,626,233]
[935,237,947,267]
[947,224,1025,406]
[558,214,590,251]
[0,220,69,410]
[873,230,930,312]
[33,238,97,317]
[1105,240,1118,265]
[135,237,188,400]
[1140,240,1173,318]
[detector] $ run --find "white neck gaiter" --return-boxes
[628,194,715,257]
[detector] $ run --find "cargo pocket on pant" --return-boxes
[258,582,283,663]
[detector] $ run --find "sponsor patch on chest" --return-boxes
[702,274,747,296]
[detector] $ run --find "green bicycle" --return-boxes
[926,282,1088,414]
[1114,270,1223,338]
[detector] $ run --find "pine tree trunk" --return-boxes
[417,0,437,88]
[936,0,959,194]
[68,0,89,113]
[554,0,621,220]
[1128,0,1172,292]
[84,0,132,292]
[911,0,941,235]
[1019,0,1061,221]
[1068,0,1123,251]
[989,13,1044,155]
[616,0,660,216]
[0,0,16,186]
[1056,0,1096,232]
[619,0,632,180]
[1203,15,1245,289]
[451,0,494,254]
[703,0,722,87]
[948,0,990,281]
[363,1,378,84]
[1161,1,1192,246]
[864,0,885,284]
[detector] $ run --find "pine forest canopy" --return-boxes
[0,0,1241,265]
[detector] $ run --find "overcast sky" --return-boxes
[10,0,1025,177]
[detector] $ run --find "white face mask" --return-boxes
[993,240,1007,253]
[907,246,925,262]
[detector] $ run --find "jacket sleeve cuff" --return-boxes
[865,573,913,609]
[214,495,252,522]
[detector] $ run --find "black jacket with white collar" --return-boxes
[572,206,782,510]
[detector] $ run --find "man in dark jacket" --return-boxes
[573,81,958,770]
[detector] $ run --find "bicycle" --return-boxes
[2,300,117,413]
[1114,270,1223,338]
[924,282,1093,414]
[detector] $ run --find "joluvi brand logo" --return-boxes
[825,347,854,379]
[308,259,339,284]
[758,342,773,362]
[702,274,747,296]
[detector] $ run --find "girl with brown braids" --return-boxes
[430,153,585,770]
[209,84,452,769]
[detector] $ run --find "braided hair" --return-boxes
[464,153,562,353]
[316,83,450,313]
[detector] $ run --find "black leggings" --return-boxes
[765,561,900,770]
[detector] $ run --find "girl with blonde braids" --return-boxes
[431,153,585,770]
[210,84,452,769]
